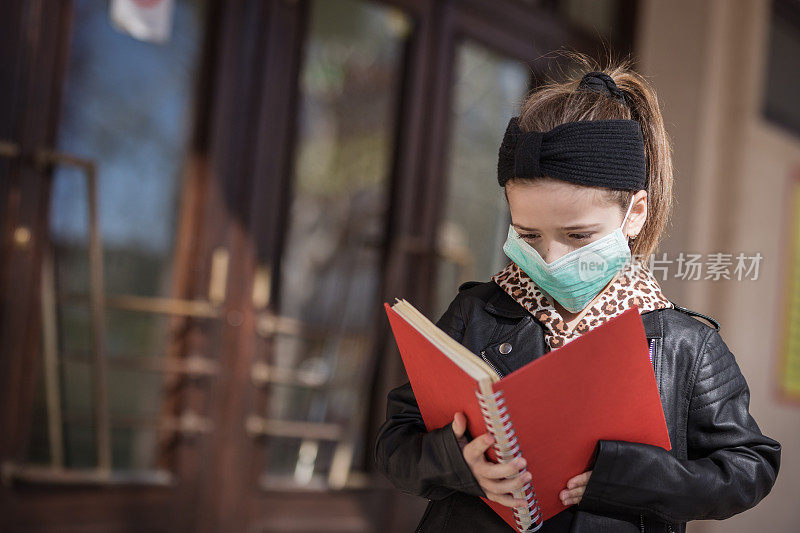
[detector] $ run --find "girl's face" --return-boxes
[505,178,647,265]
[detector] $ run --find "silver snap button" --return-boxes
[499,342,512,355]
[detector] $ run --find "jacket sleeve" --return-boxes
[577,328,781,523]
[373,294,486,500]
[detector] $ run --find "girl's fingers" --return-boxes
[567,470,592,488]
[475,455,526,480]
[451,412,467,439]
[462,433,494,464]
[480,470,531,494]
[485,491,529,509]
[484,459,526,480]
[561,486,585,500]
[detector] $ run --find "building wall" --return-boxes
[637,0,799,531]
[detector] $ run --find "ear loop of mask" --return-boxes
[621,196,635,233]
[623,197,639,250]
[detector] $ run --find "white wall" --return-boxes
[637,0,799,531]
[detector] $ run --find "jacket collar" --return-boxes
[484,284,530,319]
[484,281,664,339]
[640,308,664,339]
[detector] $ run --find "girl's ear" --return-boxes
[627,190,648,238]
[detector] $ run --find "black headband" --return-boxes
[497,117,647,190]
[497,72,647,191]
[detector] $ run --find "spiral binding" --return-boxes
[475,388,543,532]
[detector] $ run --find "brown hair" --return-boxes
[504,52,674,260]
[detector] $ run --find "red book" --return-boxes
[384,299,671,532]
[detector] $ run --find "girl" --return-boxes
[374,55,781,533]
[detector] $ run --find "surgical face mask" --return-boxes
[502,198,636,313]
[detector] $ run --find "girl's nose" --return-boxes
[540,242,568,264]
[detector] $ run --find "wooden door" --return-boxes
[0,0,256,531]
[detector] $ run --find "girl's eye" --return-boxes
[519,233,593,241]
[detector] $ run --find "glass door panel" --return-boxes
[434,39,530,317]
[249,0,411,490]
[21,0,211,479]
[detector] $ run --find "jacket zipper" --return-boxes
[638,340,656,533]
[415,500,433,533]
[480,350,503,378]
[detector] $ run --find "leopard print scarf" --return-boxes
[491,259,673,350]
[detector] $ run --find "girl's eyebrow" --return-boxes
[512,222,604,231]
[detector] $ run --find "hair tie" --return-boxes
[578,71,628,105]
[497,116,647,190]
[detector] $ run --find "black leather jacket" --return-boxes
[373,280,781,533]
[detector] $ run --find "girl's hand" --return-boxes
[560,470,592,506]
[452,412,531,509]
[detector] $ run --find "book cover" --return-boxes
[384,300,671,531]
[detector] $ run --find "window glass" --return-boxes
[28,0,207,470]
[257,0,411,489]
[434,39,529,318]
